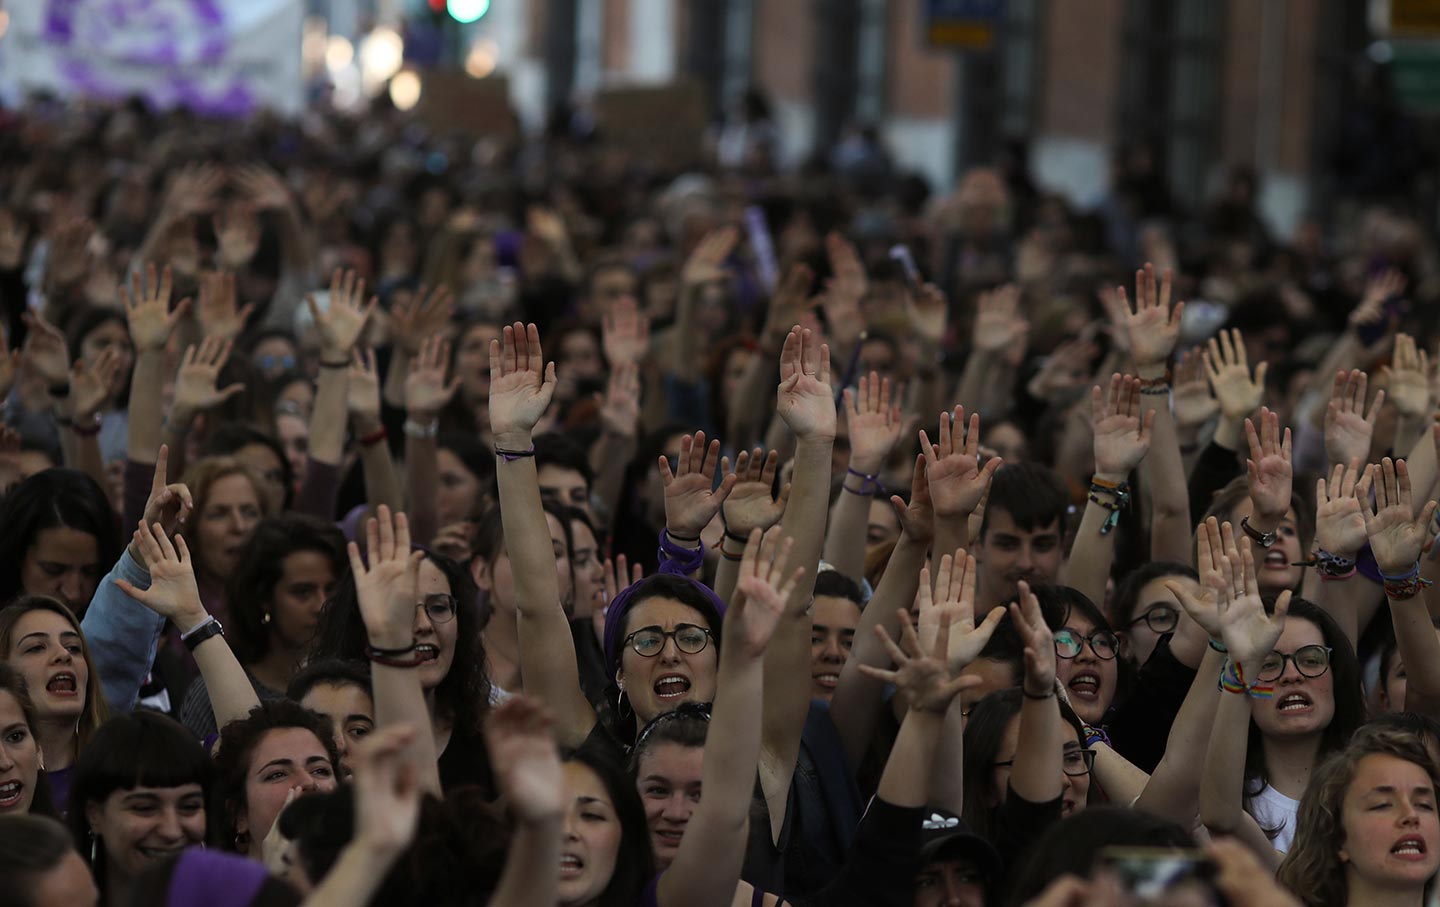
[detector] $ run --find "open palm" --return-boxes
[488,323,556,442]
[349,506,423,647]
[1361,457,1438,574]
[776,326,836,440]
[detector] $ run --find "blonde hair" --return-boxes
[0,597,111,754]
[1278,727,1440,907]
[181,456,272,578]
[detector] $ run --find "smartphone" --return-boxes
[744,205,779,294]
[1096,847,1226,907]
[889,244,922,291]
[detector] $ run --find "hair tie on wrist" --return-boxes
[845,468,882,495]
[494,445,535,462]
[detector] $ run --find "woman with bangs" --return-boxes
[1278,726,1440,907]
[0,597,112,810]
[67,710,213,907]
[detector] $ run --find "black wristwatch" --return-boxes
[181,617,225,652]
[1240,516,1277,549]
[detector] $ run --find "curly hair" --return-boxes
[1278,726,1440,907]
[225,515,346,666]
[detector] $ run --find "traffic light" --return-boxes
[446,0,490,23]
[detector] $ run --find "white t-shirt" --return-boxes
[1250,784,1300,853]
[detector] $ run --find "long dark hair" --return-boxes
[225,515,347,666]
[310,550,491,737]
[0,469,122,612]
[565,743,655,907]
[961,687,1087,844]
[66,710,214,894]
[1243,598,1365,840]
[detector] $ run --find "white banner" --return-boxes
[0,0,304,116]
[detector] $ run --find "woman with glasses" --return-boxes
[1191,519,1363,860]
[178,515,346,740]
[1110,561,1200,668]
[961,582,1092,891]
[311,505,496,796]
[1046,586,1125,730]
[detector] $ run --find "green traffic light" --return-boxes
[447,0,490,23]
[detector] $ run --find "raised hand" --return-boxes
[46,218,94,289]
[921,407,1002,519]
[172,337,245,424]
[351,724,423,857]
[681,226,738,289]
[916,550,1005,674]
[842,371,903,475]
[1026,336,1096,404]
[889,454,936,544]
[1010,580,1056,696]
[1315,461,1368,558]
[0,210,29,271]
[730,530,804,658]
[860,606,981,714]
[21,310,70,388]
[232,163,293,212]
[660,431,737,539]
[1360,457,1438,575]
[762,265,819,349]
[121,263,189,354]
[126,445,194,570]
[1173,347,1219,431]
[597,361,640,440]
[1115,263,1185,369]
[775,326,836,440]
[1205,328,1265,423]
[1353,269,1405,332]
[720,448,790,536]
[488,322,556,447]
[601,296,650,367]
[1165,517,1229,640]
[485,698,566,822]
[1324,369,1382,468]
[349,505,424,649]
[1384,333,1432,420]
[213,200,261,270]
[70,346,123,421]
[1092,374,1155,481]
[113,521,208,629]
[161,163,225,219]
[600,554,644,628]
[406,335,459,421]
[1215,536,1291,666]
[1244,408,1293,524]
[347,348,383,427]
[821,232,867,348]
[196,271,255,343]
[907,283,949,350]
[972,284,1028,355]
[306,269,377,362]
[390,285,455,357]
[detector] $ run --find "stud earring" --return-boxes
[262,611,272,626]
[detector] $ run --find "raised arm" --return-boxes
[298,269,374,516]
[1060,375,1154,607]
[1199,527,1291,852]
[668,227,737,383]
[1120,266,1192,562]
[114,520,259,729]
[483,698,566,907]
[383,286,454,410]
[1363,457,1440,718]
[922,407,1002,566]
[715,449,789,607]
[1008,580,1064,804]
[1243,408,1294,548]
[658,430,737,575]
[403,336,459,546]
[657,531,800,907]
[349,507,442,795]
[59,341,120,489]
[760,327,836,839]
[589,361,641,529]
[824,372,903,579]
[347,348,404,515]
[491,323,598,747]
[955,286,1027,420]
[164,337,246,476]
[1323,369,1381,474]
[1173,349,1219,473]
[1384,334,1431,458]
[1310,461,1374,647]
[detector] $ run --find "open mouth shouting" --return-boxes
[0,780,24,810]
[1262,550,1291,571]
[1276,692,1313,715]
[653,674,692,702]
[559,853,585,879]
[1391,835,1429,861]
[1066,670,1101,703]
[414,644,440,664]
[45,671,78,698]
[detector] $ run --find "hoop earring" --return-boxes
[90,834,98,864]
[616,689,633,723]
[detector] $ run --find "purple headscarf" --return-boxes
[601,570,728,682]
[165,848,269,907]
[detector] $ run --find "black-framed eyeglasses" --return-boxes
[1129,605,1179,634]
[417,594,457,624]
[1257,645,1332,683]
[623,624,712,658]
[994,747,1095,777]
[1054,628,1120,661]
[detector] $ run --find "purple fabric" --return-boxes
[166,848,268,907]
[601,559,728,683]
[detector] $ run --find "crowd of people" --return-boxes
[0,89,1437,907]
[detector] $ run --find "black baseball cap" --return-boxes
[918,809,1003,881]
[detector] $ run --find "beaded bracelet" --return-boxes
[1381,562,1433,600]
[1083,724,1111,748]
[845,468,882,495]
[1088,478,1130,535]
[1320,565,1358,582]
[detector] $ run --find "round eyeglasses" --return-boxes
[417,594,457,624]
[624,624,713,658]
[1257,645,1332,683]
[1054,628,1120,661]
[994,747,1095,777]
[1129,604,1179,634]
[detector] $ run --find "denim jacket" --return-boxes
[79,549,164,714]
